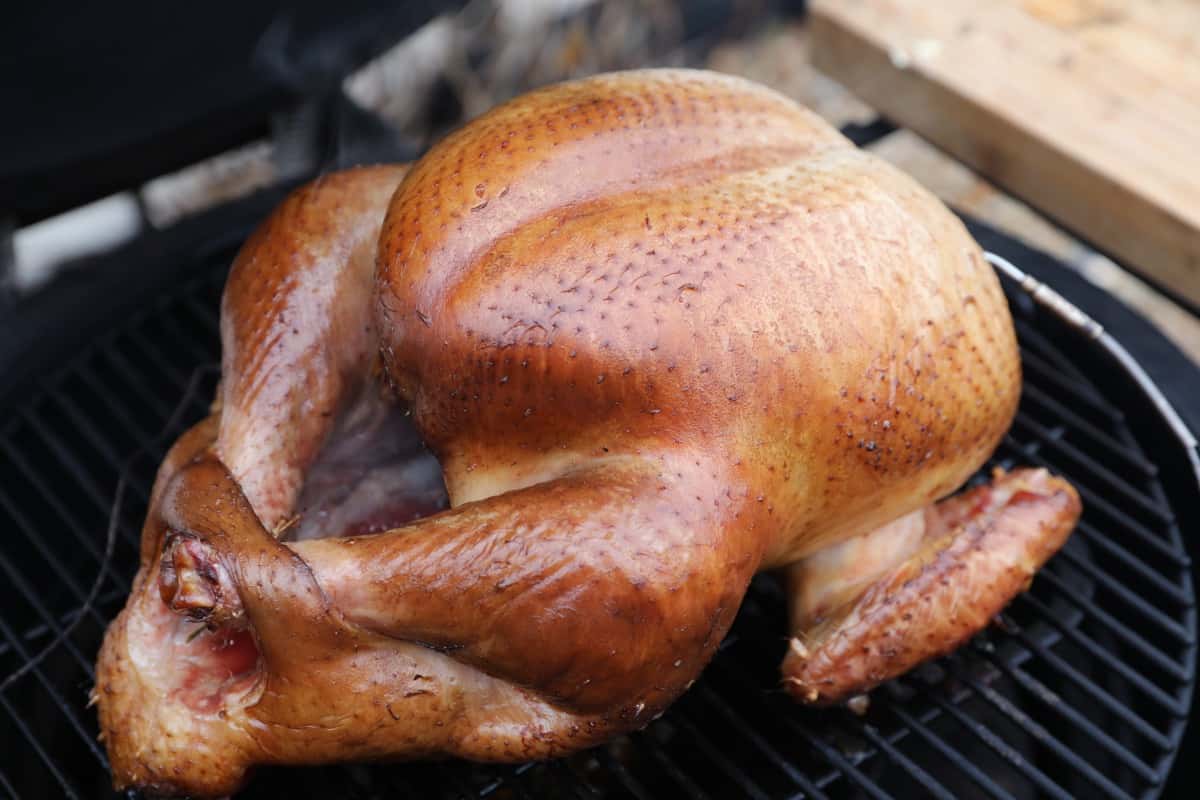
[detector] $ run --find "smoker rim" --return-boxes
[986,252,1200,486]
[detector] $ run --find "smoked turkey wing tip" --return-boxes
[781,468,1081,706]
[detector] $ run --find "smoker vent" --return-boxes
[0,219,1194,799]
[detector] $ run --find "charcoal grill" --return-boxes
[0,173,1197,799]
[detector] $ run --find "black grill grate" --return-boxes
[0,230,1195,799]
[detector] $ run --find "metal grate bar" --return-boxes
[855,723,957,800]
[75,362,157,451]
[182,289,222,336]
[0,487,115,621]
[697,642,842,798]
[19,409,130,528]
[44,386,151,505]
[474,763,533,800]
[1014,322,1105,396]
[888,703,1018,800]
[780,718,891,800]
[112,331,214,435]
[1049,542,1191,628]
[0,426,139,554]
[1074,520,1191,605]
[593,747,658,800]
[1019,383,1155,477]
[133,322,220,421]
[511,763,543,799]
[632,732,714,799]
[116,317,194,390]
[0,585,128,665]
[1010,624,1173,750]
[744,577,1134,797]
[1013,415,1170,524]
[427,762,489,799]
[1043,557,1192,646]
[1032,566,1190,681]
[477,767,516,796]
[724,633,912,800]
[0,548,95,679]
[1016,592,1189,716]
[920,683,1074,800]
[694,678,836,800]
[1080,510,1190,578]
[1016,349,1120,424]
[734,587,1017,800]
[668,703,773,800]
[175,281,225,340]
[1003,437,1189,567]
[1015,336,1091,387]
[0,689,79,800]
[734,585,1027,796]
[948,658,1138,800]
[974,645,1159,783]
[96,343,175,421]
[0,615,107,769]
[705,647,888,800]
[547,759,598,800]
[152,307,219,366]
[0,764,18,799]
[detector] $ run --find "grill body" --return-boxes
[0,197,1195,799]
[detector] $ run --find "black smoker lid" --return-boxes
[0,0,459,226]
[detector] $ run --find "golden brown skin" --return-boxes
[94,69,1077,796]
[215,165,408,531]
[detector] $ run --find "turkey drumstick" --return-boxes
[95,69,1079,797]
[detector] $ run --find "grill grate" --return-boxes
[0,231,1195,799]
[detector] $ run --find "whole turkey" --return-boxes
[95,69,1080,797]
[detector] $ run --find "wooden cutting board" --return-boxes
[810,0,1200,306]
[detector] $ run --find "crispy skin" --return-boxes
[95,69,1062,796]
[216,165,409,530]
[781,468,1081,705]
[375,70,1020,542]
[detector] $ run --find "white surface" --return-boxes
[13,193,141,291]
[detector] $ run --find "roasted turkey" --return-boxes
[94,69,1080,796]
